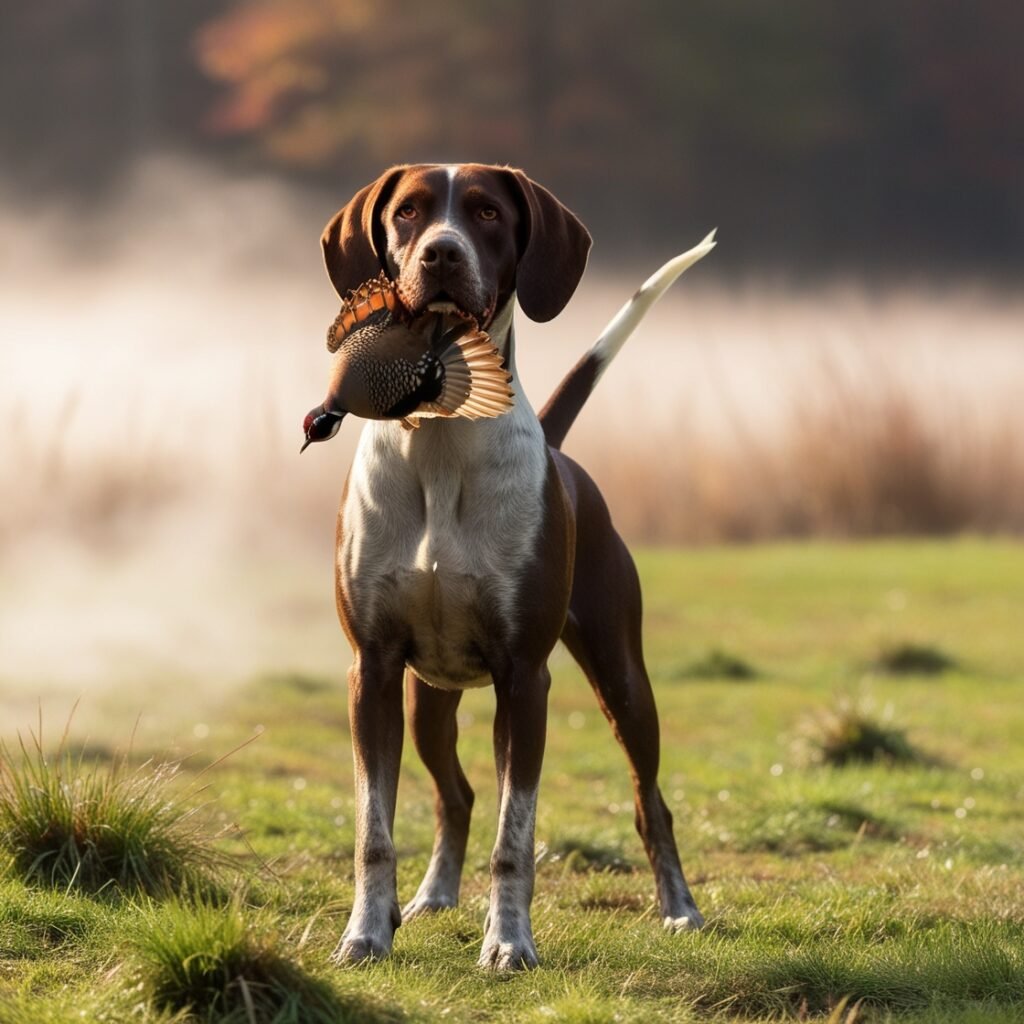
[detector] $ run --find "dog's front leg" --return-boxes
[478,663,550,971]
[332,648,405,964]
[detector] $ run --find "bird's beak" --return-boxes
[299,437,313,454]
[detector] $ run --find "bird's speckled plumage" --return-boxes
[302,276,514,451]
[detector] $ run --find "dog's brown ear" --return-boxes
[502,169,592,323]
[321,166,407,298]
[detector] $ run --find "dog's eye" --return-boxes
[396,203,417,220]
[478,206,499,221]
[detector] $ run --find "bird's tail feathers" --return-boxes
[412,328,515,423]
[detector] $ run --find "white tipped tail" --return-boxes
[539,230,716,449]
[590,230,716,383]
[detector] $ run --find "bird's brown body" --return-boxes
[302,275,514,450]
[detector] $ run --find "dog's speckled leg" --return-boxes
[478,665,549,971]
[332,651,405,965]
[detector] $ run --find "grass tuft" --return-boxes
[874,642,958,675]
[669,648,758,681]
[0,719,224,896]
[134,899,373,1024]
[802,696,924,767]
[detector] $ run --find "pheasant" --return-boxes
[301,274,514,451]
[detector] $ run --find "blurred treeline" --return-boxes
[4,0,1022,273]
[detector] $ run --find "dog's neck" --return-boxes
[487,295,517,376]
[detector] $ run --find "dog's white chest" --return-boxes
[339,404,547,688]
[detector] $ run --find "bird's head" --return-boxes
[300,404,346,452]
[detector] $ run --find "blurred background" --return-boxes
[2,1,1022,704]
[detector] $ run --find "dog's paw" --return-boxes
[330,903,400,965]
[330,933,391,965]
[663,904,705,933]
[477,938,539,971]
[402,892,458,921]
[478,920,539,972]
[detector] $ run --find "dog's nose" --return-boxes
[420,239,464,269]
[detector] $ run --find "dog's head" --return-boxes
[321,164,592,328]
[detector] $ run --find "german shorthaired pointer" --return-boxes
[317,163,713,970]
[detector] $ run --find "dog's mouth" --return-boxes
[422,295,494,332]
[395,279,495,330]
[425,292,459,313]
[426,292,474,319]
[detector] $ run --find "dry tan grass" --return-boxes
[1,393,189,553]
[7,358,1023,553]
[572,363,1024,543]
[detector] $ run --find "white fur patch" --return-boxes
[403,167,486,313]
[334,771,399,960]
[402,830,463,918]
[442,165,458,224]
[479,782,540,969]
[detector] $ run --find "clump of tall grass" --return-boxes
[540,835,636,874]
[874,641,957,676]
[800,695,924,767]
[669,648,758,681]
[134,900,372,1024]
[0,716,224,896]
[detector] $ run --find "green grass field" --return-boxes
[2,540,1023,1022]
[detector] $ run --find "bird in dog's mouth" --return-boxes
[301,274,514,452]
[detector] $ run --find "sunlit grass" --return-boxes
[1,541,1022,1021]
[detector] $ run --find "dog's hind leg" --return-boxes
[403,672,475,919]
[555,452,705,932]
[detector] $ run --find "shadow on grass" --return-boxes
[666,648,759,682]
[539,836,637,875]
[718,931,1024,1016]
[734,800,900,855]
[640,921,1024,1018]
[0,881,101,959]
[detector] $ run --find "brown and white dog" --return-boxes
[318,163,714,970]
